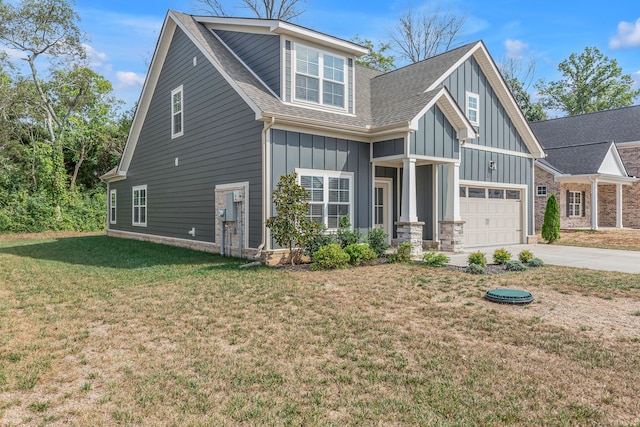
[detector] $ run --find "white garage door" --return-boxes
[460,186,522,247]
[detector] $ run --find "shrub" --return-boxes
[466,263,486,275]
[422,250,450,267]
[518,249,534,263]
[528,257,545,267]
[303,224,336,258]
[310,244,350,270]
[467,251,487,267]
[389,242,413,263]
[344,243,377,266]
[505,260,528,271]
[541,194,560,243]
[366,228,389,257]
[493,248,511,265]
[336,215,362,248]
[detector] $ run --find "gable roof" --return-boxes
[530,105,640,149]
[543,141,615,175]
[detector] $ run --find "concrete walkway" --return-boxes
[446,244,640,274]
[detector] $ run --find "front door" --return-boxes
[374,179,393,242]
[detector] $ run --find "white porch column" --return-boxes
[591,180,598,230]
[444,163,461,221]
[400,158,418,222]
[616,184,623,228]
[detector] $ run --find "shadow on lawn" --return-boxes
[0,235,242,269]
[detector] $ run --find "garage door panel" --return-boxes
[460,188,522,248]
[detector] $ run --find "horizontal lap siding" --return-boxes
[214,30,281,96]
[271,129,372,235]
[110,27,263,248]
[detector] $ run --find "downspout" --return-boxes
[255,116,275,260]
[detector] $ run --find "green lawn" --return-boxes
[1,234,639,426]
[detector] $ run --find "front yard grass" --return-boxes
[540,228,640,251]
[1,233,639,425]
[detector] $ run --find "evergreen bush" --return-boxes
[492,248,512,265]
[467,251,487,267]
[541,194,561,243]
[344,243,377,266]
[505,260,528,271]
[366,228,389,257]
[422,250,450,267]
[466,263,486,275]
[310,244,350,270]
[518,249,534,263]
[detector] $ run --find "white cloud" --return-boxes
[609,18,640,49]
[504,39,529,60]
[83,43,111,71]
[115,71,145,89]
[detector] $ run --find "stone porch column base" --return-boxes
[395,221,425,257]
[439,220,465,253]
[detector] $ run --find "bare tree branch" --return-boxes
[195,0,227,16]
[195,0,304,20]
[391,4,466,64]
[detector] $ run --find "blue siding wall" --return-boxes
[214,30,281,96]
[441,56,529,153]
[373,138,404,158]
[410,105,460,159]
[109,27,263,247]
[416,165,434,240]
[374,166,398,238]
[271,129,372,234]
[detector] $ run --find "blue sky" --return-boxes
[70,0,640,112]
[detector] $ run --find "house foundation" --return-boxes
[439,220,465,253]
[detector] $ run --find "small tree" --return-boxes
[266,172,319,264]
[541,194,560,243]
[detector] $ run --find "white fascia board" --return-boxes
[409,87,477,141]
[555,174,637,185]
[118,13,176,175]
[196,16,368,56]
[425,42,545,159]
[616,140,640,149]
[463,142,534,159]
[535,161,563,177]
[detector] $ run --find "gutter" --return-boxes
[255,116,276,260]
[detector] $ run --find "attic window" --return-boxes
[466,91,479,126]
[294,44,345,109]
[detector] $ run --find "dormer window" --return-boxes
[294,44,345,109]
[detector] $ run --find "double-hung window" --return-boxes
[568,191,582,217]
[295,44,345,109]
[132,185,147,226]
[109,189,117,225]
[466,91,480,126]
[171,86,183,138]
[298,170,353,230]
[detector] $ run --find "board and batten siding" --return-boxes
[372,138,404,158]
[410,105,460,159]
[213,30,281,96]
[440,56,529,153]
[271,129,372,234]
[109,26,264,248]
[374,166,398,238]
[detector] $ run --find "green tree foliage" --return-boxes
[504,75,547,122]
[351,35,395,72]
[541,194,560,243]
[499,56,547,122]
[0,0,130,233]
[266,172,320,264]
[536,46,640,116]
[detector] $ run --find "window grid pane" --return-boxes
[328,204,349,229]
[323,81,344,108]
[295,74,319,103]
[323,54,344,82]
[296,46,319,76]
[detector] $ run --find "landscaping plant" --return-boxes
[344,243,377,266]
[366,228,389,257]
[389,242,413,263]
[466,263,486,275]
[528,257,545,267]
[492,248,511,265]
[336,215,362,248]
[541,193,561,243]
[506,260,528,271]
[310,243,350,270]
[422,250,450,267]
[518,249,534,263]
[467,251,487,267]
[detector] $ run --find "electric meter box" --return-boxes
[223,192,236,221]
[233,190,244,202]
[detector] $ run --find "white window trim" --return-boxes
[295,168,354,231]
[132,185,148,227]
[466,91,480,126]
[293,42,348,111]
[109,189,117,225]
[569,190,582,218]
[536,185,547,197]
[171,85,184,139]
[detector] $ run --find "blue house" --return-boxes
[101,10,545,261]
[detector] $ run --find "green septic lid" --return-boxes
[485,288,533,305]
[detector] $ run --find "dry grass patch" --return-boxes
[542,228,640,251]
[1,235,639,425]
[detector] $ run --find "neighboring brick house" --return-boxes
[530,106,640,230]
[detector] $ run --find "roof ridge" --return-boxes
[544,141,613,150]
[531,104,640,124]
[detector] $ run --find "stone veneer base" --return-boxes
[395,221,425,257]
[439,220,465,253]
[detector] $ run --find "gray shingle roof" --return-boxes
[530,105,640,149]
[543,141,613,175]
[530,106,640,175]
[172,11,480,132]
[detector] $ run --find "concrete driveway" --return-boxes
[447,244,640,274]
